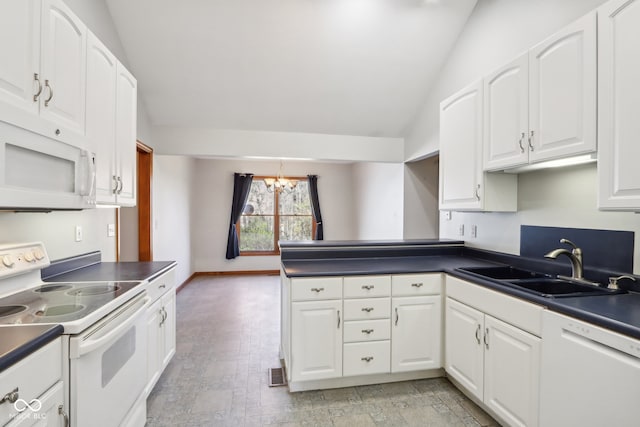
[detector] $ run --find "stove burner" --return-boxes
[66,284,121,297]
[34,284,73,293]
[35,304,85,317]
[0,305,27,318]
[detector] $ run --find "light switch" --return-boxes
[107,223,115,237]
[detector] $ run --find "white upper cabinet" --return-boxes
[0,0,86,147]
[115,63,137,206]
[484,11,597,171]
[529,11,596,163]
[440,81,517,212]
[597,0,640,211]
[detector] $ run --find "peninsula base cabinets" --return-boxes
[0,0,87,147]
[144,267,177,397]
[440,81,517,212]
[597,0,640,211]
[445,276,542,427]
[0,338,67,427]
[282,273,443,391]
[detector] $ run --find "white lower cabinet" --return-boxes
[445,276,542,427]
[144,267,177,397]
[291,299,343,381]
[391,296,441,373]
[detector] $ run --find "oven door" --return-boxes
[69,293,148,427]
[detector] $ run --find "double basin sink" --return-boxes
[457,266,626,298]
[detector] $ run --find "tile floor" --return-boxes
[146,275,499,427]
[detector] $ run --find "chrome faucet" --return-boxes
[544,238,584,281]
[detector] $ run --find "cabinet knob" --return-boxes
[55,129,61,136]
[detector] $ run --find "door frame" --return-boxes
[137,141,153,261]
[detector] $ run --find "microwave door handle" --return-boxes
[71,296,148,358]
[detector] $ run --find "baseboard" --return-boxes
[176,270,280,293]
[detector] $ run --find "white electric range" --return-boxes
[0,242,149,427]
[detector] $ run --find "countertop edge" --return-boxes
[0,324,63,372]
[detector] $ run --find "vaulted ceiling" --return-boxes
[105,0,477,138]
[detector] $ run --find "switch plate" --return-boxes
[75,226,83,242]
[107,224,115,237]
[458,224,464,236]
[471,225,477,238]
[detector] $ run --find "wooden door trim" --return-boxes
[137,141,153,261]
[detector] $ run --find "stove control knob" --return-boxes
[33,249,45,260]
[24,252,34,262]
[2,255,15,268]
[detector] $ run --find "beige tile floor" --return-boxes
[146,275,499,427]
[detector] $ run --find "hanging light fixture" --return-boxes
[264,161,298,194]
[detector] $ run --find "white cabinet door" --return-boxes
[161,288,177,368]
[145,298,162,397]
[445,298,484,401]
[115,62,137,206]
[85,31,117,204]
[484,54,529,171]
[529,11,596,162]
[40,0,86,137]
[391,295,441,373]
[598,0,640,210]
[484,315,540,427]
[440,81,483,210]
[0,0,40,117]
[291,300,342,381]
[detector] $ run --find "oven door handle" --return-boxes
[71,294,148,358]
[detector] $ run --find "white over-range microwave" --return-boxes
[0,120,96,210]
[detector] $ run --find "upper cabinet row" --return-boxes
[440,0,640,212]
[0,0,137,206]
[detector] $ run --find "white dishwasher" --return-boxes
[540,310,640,427]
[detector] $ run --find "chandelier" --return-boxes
[264,161,298,194]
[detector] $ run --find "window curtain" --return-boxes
[307,175,324,240]
[225,173,254,259]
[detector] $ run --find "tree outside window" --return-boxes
[238,177,315,255]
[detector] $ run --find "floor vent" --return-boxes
[268,367,287,387]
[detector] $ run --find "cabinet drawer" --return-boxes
[344,319,391,343]
[291,277,342,301]
[343,341,391,377]
[343,298,390,320]
[146,267,176,303]
[392,274,442,296]
[343,276,391,298]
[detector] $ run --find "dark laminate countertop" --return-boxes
[0,324,63,372]
[44,261,176,283]
[282,253,640,341]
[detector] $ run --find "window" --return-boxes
[238,177,315,255]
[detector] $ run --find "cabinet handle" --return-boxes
[112,175,119,194]
[411,282,423,288]
[44,79,53,107]
[475,324,481,344]
[361,285,374,290]
[159,284,166,289]
[361,329,374,335]
[0,387,19,405]
[518,132,525,153]
[116,176,123,194]
[33,73,42,102]
[395,307,399,326]
[59,405,70,427]
[484,327,489,349]
[528,130,535,151]
[361,356,374,362]
[310,287,324,293]
[361,307,374,313]
[337,310,341,329]
[475,184,481,201]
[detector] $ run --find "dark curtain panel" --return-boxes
[307,175,324,240]
[225,173,254,259]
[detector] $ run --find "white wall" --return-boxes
[351,163,404,240]
[191,158,356,272]
[403,156,439,239]
[404,0,608,160]
[152,156,195,284]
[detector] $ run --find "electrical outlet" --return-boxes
[75,225,83,242]
[471,225,477,238]
[458,224,464,236]
[107,224,115,237]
